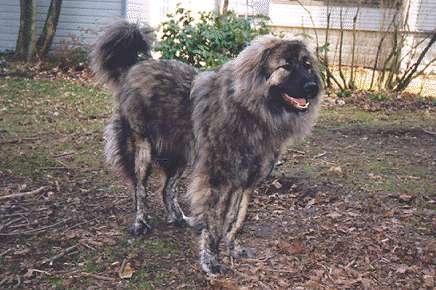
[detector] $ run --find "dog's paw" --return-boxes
[231,247,258,259]
[200,260,227,275]
[167,216,194,228]
[199,251,227,274]
[129,217,151,236]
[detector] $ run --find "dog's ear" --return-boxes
[258,47,276,79]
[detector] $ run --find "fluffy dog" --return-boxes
[91,20,323,274]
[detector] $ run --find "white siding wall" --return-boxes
[229,0,269,16]
[414,0,436,32]
[0,1,20,52]
[0,0,123,53]
[269,1,436,71]
[269,3,398,32]
[125,0,180,28]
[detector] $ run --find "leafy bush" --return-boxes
[52,27,96,71]
[155,6,273,69]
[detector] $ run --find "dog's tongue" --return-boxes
[294,98,307,107]
[284,93,308,110]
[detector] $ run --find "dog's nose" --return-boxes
[304,82,318,94]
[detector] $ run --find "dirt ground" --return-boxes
[1,75,436,289]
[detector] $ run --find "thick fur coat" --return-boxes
[91,19,323,274]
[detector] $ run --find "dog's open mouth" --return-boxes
[284,93,309,111]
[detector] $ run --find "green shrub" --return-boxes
[155,6,273,69]
[342,90,351,98]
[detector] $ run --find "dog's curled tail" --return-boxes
[91,19,153,88]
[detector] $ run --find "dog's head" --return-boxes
[264,38,322,113]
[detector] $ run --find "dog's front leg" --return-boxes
[191,183,227,274]
[224,188,257,259]
[198,224,227,274]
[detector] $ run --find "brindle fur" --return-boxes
[91,20,323,274]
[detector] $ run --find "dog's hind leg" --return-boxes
[161,164,193,227]
[223,188,257,259]
[130,135,153,236]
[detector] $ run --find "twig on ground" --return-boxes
[0,186,48,201]
[18,213,30,227]
[258,281,273,290]
[420,126,436,135]
[61,221,87,236]
[119,258,127,274]
[265,268,294,273]
[0,218,71,236]
[38,166,73,170]
[228,266,272,290]
[54,149,90,159]
[38,244,80,266]
[31,269,51,275]
[80,241,97,251]
[0,217,22,231]
[0,212,31,218]
[0,137,40,144]
[82,272,116,281]
[0,274,14,287]
[56,160,69,168]
[313,151,327,158]
[288,148,306,155]
[0,248,12,258]
[229,267,249,279]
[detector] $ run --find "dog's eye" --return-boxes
[301,57,311,69]
[279,63,292,70]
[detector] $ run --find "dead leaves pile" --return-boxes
[0,60,93,84]
[324,90,436,113]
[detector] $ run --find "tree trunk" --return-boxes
[222,0,229,15]
[36,0,63,58]
[14,0,37,61]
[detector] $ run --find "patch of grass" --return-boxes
[127,269,155,289]
[369,93,389,100]
[281,105,436,211]
[0,78,111,177]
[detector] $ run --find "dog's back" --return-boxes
[92,20,198,235]
[92,20,199,171]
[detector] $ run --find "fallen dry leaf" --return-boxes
[119,264,136,279]
[272,179,282,189]
[327,212,342,219]
[399,194,413,202]
[327,166,342,175]
[23,269,35,278]
[279,241,304,255]
[305,198,316,209]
